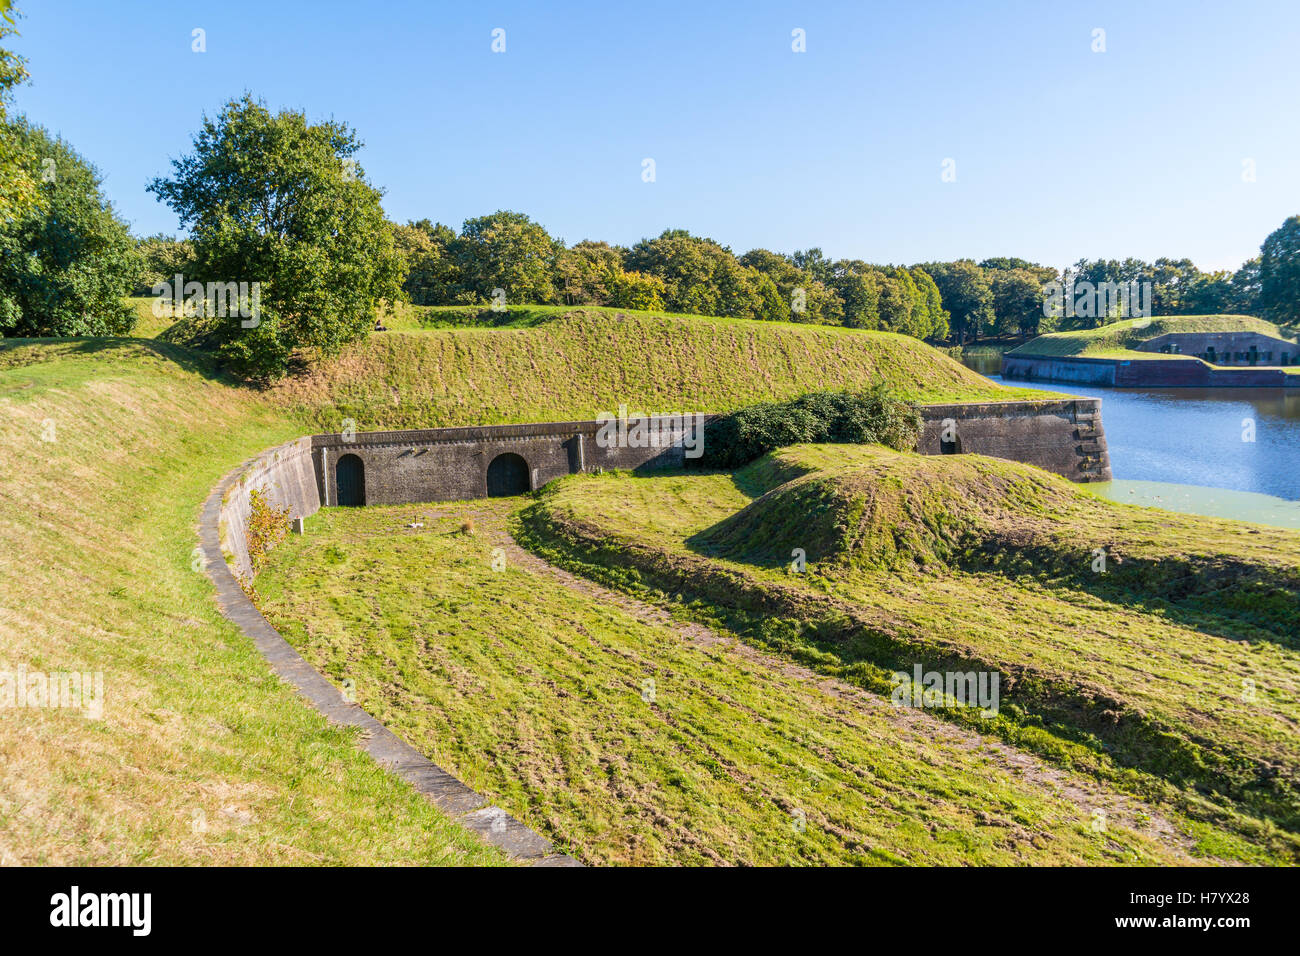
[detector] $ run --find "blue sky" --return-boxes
[9,0,1300,271]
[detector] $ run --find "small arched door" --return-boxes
[336,454,365,506]
[486,452,530,497]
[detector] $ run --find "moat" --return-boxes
[959,352,1300,527]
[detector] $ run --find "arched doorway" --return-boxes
[336,454,365,506]
[486,452,530,497]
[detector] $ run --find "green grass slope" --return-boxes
[1008,314,1290,359]
[254,498,1232,865]
[0,340,511,864]
[519,447,1300,860]
[0,308,1039,863]
[271,308,1051,432]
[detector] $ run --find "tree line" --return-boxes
[3,5,1298,379]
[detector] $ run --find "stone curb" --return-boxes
[198,456,581,867]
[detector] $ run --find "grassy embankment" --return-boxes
[2,306,1037,863]
[1009,314,1298,368]
[254,497,1255,865]
[268,306,1054,432]
[516,446,1300,862]
[0,340,508,864]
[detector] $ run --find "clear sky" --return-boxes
[9,0,1300,271]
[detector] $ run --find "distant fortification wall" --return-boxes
[311,417,701,507]
[1136,331,1299,365]
[1003,352,1300,388]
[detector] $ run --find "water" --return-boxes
[957,352,1300,526]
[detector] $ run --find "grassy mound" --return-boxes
[701,446,1072,572]
[711,446,1300,636]
[1008,314,1289,359]
[518,447,1300,855]
[268,308,1048,431]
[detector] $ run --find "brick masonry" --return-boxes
[1003,351,1300,388]
[918,399,1110,483]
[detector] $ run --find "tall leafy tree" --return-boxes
[133,233,196,296]
[0,1,41,222]
[1231,256,1262,315]
[988,268,1045,337]
[0,119,137,337]
[149,95,403,378]
[553,239,624,305]
[451,210,560,305]
[626,229,727,315]
[828,265,880,330]
[910,267,949,340]
[918,260,993,343]
[394,219,462,305]
[606,269,666,311]
[1258,215,1300,326]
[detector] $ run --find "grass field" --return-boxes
[2,303,1289,865]
[1007,314,1291,359]
[517,446,1300,862]
[0,340,509,864]
[0,306,1044,864]
[253,497,1250,865]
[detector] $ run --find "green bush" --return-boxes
[699,385,921,469]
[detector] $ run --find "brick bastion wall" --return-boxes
[215,400,1110,581]
[1003,352,1300,388]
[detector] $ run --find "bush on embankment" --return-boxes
[697,385,921,470]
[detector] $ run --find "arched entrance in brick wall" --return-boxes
[486,452,530,497]
[336,454,366,506]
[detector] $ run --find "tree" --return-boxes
[149,95,403,378]
[828,266,880,330]
[1231,256,1262,315]
[606,269,666,311]
[743,249,834,323]
[979,257,1057,285]
[1258,215,1300,325]
[988,268,1044,338]
[451,210,560,305]
[910,267,949,340]
[394,219,461,305]
[626,229,729,315]
[133,233,196,296]
[0,2,41,223]
[554,240,623,305]
[918,260,993,343]
[871,267,914,335]
[1182,270,1236,315]
[0,118,138,337]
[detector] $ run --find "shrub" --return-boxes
[699,385,921,469]
[246,488,290,573]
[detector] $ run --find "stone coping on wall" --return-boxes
[201,449,581,867]
[310,414,714,449]
[1005,351,1300,387]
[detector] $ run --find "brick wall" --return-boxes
[215,403,1112,584]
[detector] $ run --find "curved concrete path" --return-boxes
[199,455,580,867]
